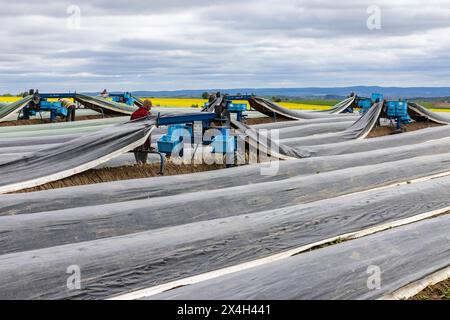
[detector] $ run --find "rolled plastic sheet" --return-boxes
[248,97,359,120]
[74,94,137,115]
[149,214,450,300]
[280,102,384,146]
[316,96,356,114]
[0,117,156,194]
[408,102,450,124]
[0,174,449,299]
[0,96,33,122]
[2,150,450,255]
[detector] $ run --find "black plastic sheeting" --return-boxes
[0,174,449,299]
[2,151,450,255]
[297,124,450,157]
[1,99,450,300]
[2,135,450,216]
[230,120,304,159]
[408,102,450,124]
[0,96,33,121]
[277,102,384,146]
[151,214,450,300]
[0,94,137,122]
[316,96,357,114]
[249,97,359,120]
[265,121,353,138]
[74,94,138,116]
[0,133,81,148]
[0,117,156,194]
[231,103,384,158]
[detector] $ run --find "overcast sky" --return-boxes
[1,0,450,93]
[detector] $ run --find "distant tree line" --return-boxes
[0,92,30,97]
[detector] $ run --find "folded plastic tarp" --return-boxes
[0,117,156,194]
[1,174,449,299]
[150,213,450,300]
[231,120,303,159]
[278,101,384,146]
[408,102,450,124]
[316,96,357,114]
[233,104,383,158]
[249,97,359,120]
[0,96,33,122]
[74,94,137,116]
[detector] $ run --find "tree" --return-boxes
[271,96,282,103]
[201,92,210,100]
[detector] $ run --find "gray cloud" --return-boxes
[0,0,450,93]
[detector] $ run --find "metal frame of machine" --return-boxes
[19,90,140,122]
[20,90,74,122]
[356,92,412,131]
[156,94,253,164]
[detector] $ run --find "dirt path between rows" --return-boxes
[367,121,442,138]
[411,278,450,300]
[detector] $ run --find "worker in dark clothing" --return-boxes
[131,99,152,164]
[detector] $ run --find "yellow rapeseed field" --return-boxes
[145,98,329,111]
[0,97,22,103]
[0,96,327,110]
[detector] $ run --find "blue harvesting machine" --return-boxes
[20,90,74,122]
[356,93,412,131]
[156,94,252,162]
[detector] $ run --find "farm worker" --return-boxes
[131,99,153,164]
[59,98,76,122]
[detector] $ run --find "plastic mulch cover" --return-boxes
[74,94,137,115]
[0,117,156,194]
[408,102,450,124]
[2,135,450,215]
[1,101,450,300]
[249,97,359,120]
[264,121,354,138]
[149,213,450,300]
[278,102,384,146]
[0,96,33,122]
[0,175,449,299]
[230,104,382,158]
[1,151,450,256]
[316,96,357,114]
[297,124,450,157]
